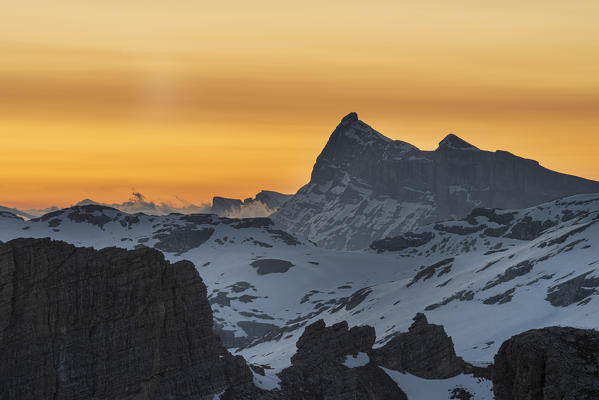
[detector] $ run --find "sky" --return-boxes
[1,1,598,209]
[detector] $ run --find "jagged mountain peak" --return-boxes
[329,112,393,145]
[437,133,479,151]
[274,114,599,250]
[341,111,359,123]
[309,113,415,186]
[330,112,393,146]
[314,112,417,174]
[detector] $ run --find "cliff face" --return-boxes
[0,238,253,400]
[493,326,599,400]
[273,113,599,249]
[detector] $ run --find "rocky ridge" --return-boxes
[273,113,599,249]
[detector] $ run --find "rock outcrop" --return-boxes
[278,320,407,400]
[0,238,255,400]
[211,190,292,218]
[370,231,435,253]
[373,313,465,379]
[273,112,599,249]
[212,196,244,215]
[493,326,599,400]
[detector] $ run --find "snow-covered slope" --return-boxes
[272,112,599,250]
[1,194,599,398]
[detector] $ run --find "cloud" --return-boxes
[219,201,278,219]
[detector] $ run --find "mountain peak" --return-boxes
[331,112,392,146]
[341,112,359,123]
[437,134,479,151]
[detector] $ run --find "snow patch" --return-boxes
[381,368,493,400]
[343,352,370,368]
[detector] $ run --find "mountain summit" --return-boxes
[273,113,599,250]
[437,133,479,150]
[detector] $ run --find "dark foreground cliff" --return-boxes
[4,238,599,399]
[493,326,599,400]
[0,238,254,400]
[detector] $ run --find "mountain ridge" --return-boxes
[273,113,599,250]
[1,189,292,220]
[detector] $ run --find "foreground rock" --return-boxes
[0,238,255,400]
[493,326,599,400]
[373,313,466,379]
[278,320,407,400]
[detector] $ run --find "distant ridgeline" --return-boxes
[273,112,599,250]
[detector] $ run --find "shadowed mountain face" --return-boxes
[273,112,599,250]
[0,238,255,400]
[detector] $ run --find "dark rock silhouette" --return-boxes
[493,326,599,400]
[370,232,435,252]
[373,313,465,379]
[250,258,295,275]
[0,238,255,400]
[152,227,215,253]
[545,270,599,306]
[278,319,407,400]
[274,113,599,249]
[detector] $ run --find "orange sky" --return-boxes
[1,1,598,209]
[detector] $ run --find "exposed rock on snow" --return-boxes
[250,258,295,275]
[152,227,215,254]
[545,270,599,307]
[278,319,407,400]
[371,231,435,252]
[373,313,466,379]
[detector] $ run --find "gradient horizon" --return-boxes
[2,1,598,209]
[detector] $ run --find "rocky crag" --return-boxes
[278,320,408,400]
[493,326,599,400]
[373,313,466,379]
[0,238,255,400]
